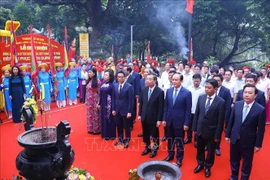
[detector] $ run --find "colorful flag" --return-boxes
[30,24,39,99]
[189,38,196,65]
[186,0,195,14]
[10,20,18,66]
[147,41,151,63]
[63,26,69,75]
[47,24,55,74]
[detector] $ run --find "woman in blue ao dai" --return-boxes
[1,65,12,118]
[67,62,78,105]
[19,66,32,98]
[55,62,67,108]
[37,63,52,111]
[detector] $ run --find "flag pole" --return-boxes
[188,14,192,63]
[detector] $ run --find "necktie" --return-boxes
[205,97,212,114]
[173,89,178,105]
[242,105,249,122]
[148,89,152,101]
[119,84,122,94]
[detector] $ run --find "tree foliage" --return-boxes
[0,0,269,66]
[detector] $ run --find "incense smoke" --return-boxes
[156,1,189,59]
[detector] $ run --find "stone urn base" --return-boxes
[16,121,75,180]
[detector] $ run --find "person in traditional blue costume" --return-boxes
[9,66,26,123]
[55,62,67,108]
[67,62,79,105]
[1,65,12,119]
[37,63,52,111]
[97,69,116,140]
[19,66,32,98]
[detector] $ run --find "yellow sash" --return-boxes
[40,82,45,100]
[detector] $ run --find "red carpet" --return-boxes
[0,103,269,180]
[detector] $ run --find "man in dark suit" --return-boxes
[125,66,136,130]
[139,73,164,158]
[112,70,134,148]
[213,74,232,156]
[235,73,266,107]
[162,73,192,167]
[192,79,225,178]
[128,63,141,127]
[137,67,151,137]
[226,84,266,180]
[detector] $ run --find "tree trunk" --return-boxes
[219,31,240,67]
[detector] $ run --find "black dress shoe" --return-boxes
[205,168,211,178]
[163,156,174,161]
[137,133,143,137]
[114,141,122,146]
[215,149,221,156]
[150,151,157,158]
[141,148,151,156]
[184,139,192,144]
[194,165,204,173]
[124,141,129,148]
[162,136,167,141]
[177,160,182,167]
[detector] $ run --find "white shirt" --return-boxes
[172,86,182,98]
[118,82,125,93]
[223,80,237,98]
[182,72,193,88]
[235,78,245,92]
[81,71,88,85]
[205,94,216,107]
[242,101,255,121]
[256,77,270,100]
[160,71,170,89]
[188,85,205,114]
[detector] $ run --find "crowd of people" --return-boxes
[1,56,270,179]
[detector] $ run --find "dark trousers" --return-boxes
[230,140,254,180]
[196,135,216,168]
[80,85,86,103]
[163,127,167,137]
[167,125,184,161]
[130,98,137,129]
[142,120,159,150]
[115,114,131,142]
[186,114,197,142]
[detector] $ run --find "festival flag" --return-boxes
[47,24,55,74]
[186,0,195,14]
[63,26,69,75]
[189,38,196,65]
[10,20,18,66]
[30,24,39,99]
[147,41,151,63]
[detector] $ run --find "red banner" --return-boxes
[0,34,64,69]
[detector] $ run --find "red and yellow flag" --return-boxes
[10,20,18,66]
[147,41,151,63]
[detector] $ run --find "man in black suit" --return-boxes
[213,74,232,156]
[139,73,164,158]
[112,70,134,148]
[125,66,136,130]
[235,73,266,107]
[226,84,266,180]
[192,79,225,178]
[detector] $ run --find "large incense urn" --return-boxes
[15,108,75,180]
[137,160,182,180]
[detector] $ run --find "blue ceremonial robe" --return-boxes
[3,77,12,111]
[67,70,78,100]
[37,71,52,104]
[23,75,32,98]
[56,70,67,101]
